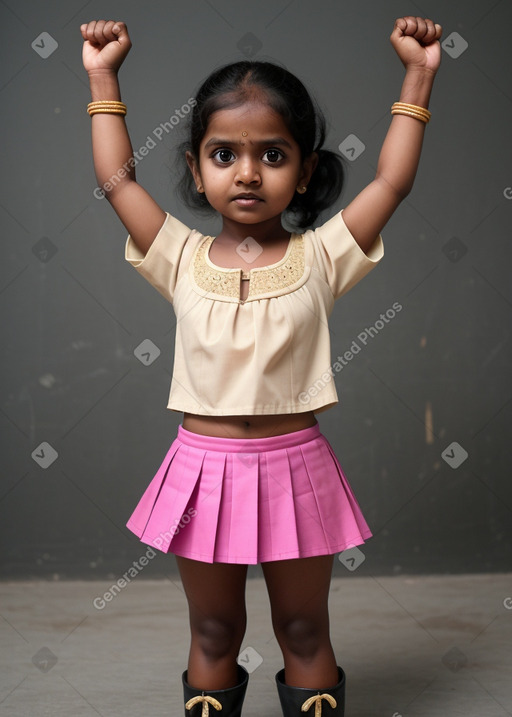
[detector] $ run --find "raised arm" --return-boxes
[81,20,166,254]
[342,16,442,254]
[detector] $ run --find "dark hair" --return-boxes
[175,60,345,230]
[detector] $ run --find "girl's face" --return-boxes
[186,100,317,232]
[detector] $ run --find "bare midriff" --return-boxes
[182,411,318,438]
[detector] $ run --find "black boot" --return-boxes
[275,666,345,716]
[182,664,249,716]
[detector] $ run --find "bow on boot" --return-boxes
[182,664,249,717]
[301,693,337,715]
[275,666,345,716]
[185,695,222,716]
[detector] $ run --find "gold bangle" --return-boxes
[87,100,127,116]
[87,101,126,108]
[392,102,431,121]
[392,101,431,117]
[391,108,429,123]
[88,108,127,115]
[391,102,431,123]
[391,106,431,122]
[88,103,127,115]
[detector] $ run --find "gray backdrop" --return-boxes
[1,0,511,580]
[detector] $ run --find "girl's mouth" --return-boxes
[233,194,262,207]
[233,197,261,207]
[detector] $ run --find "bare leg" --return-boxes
[262,554,339,688]
[176,555,248,690]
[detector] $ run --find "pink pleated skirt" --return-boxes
[126,422,372,564]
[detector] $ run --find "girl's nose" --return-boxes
[235,156,261,184]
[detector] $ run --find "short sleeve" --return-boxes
[124,212,193,304]
[311,210,384,300]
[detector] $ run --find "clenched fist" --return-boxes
[390,16,442,73]
[81,20,132,74]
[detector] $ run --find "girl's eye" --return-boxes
[213,149,234,163]
[263,149,284,163]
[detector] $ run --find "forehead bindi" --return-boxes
[202,103,295,149]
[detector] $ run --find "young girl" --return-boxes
[81,16,441,716]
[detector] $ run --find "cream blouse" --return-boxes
[125,210,384,416]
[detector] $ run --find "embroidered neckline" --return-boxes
[190,233,306,303]
[205,234,295,278]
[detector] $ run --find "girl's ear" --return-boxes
[299,151,319,186]
[186,151,204,192]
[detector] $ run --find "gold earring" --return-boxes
[296,185,307,194]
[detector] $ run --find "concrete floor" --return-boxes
[0,573,511,716]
